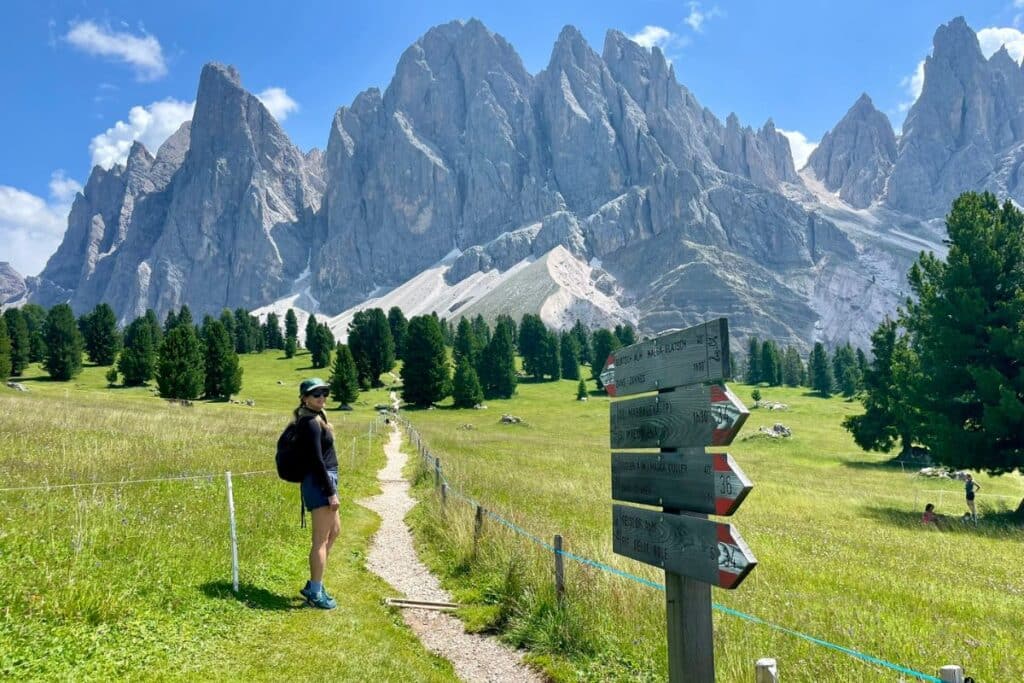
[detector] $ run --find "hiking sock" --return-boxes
[309,580,323,595]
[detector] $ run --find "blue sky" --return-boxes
[3,0,1024,277]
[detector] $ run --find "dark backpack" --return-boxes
[275,416,315,482]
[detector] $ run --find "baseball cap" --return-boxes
[299,377,329,396]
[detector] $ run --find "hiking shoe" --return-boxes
[301,583,334,603]
[301,587,336,610]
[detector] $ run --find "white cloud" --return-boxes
[0,172,82,277]
[89,98,195,169]
[778,129,818,170]
[256,87,299,122]
[65,20,167,81]
[898,59,926,113]
[629,26,674,49]
[685,2,723,32]
[977,26,1024,62]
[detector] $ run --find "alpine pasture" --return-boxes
[1,351,1022,681]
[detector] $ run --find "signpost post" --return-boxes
[604,318,755,682]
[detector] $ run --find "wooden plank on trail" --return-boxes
[601,319,730,397]
[609,383,748,449]
[612,504,756,589]
[611,451,753,515]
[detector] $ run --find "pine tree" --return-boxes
[144,309,162,348]
[0,317,11,380]
[402,315,450,407]
[590,329,620,388]
[576,376,587,400]
[518,314,547,378]
[570,319,591,365]
[329,343,360,407]
[20,304,48,362]
[285,308,299,343]
[746,336,761,384]
[808,343,833,397]
[478,318,517,399]
[614,323,636,346]
[310,324,334,369]
[79,303,122,366]
[832,343,861,397]
[347,309,395,387]
[472,314,491,348]
[157,324,205,399]
[760,340,781,386]
[304,314,319,356]
[43,304,84,380]
[234,308,253,353]
[782,345,804,387]
[388,306,408,360]
[560,331,580,380]
[118,316,158,386]
[452,356,484,408]
[202,319,242,399]
[842,317,920,455]
[284,337,297,359]
[454,317,479,366]
[263,312,284,349]
[3,308,31,376]
[540,329,561,380]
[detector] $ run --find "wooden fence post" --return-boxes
[473,505,484,556]
[434,458,441,488]
[441,482,448,508]
[939,665,964,683]
[225,471,239,593]
[554,534,565,604]
[755,658,778,682]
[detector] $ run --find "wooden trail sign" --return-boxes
[610,383,749,450]
[601,318,730,397]
[612,504,756,589]
[611,451,753,515]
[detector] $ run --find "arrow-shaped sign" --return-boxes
[602,319,730,397]
[611,451,753,515]
[612,504,756,589]
[610,383,749,449]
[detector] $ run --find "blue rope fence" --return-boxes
[398,416,944,683]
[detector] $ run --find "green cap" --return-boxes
[299,377,329,396]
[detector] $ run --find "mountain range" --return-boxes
[11,16,1020,350]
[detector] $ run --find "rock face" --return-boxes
[806,94,896,208]
[35,16,1017,351]
[0,263,27,306]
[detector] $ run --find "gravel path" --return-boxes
[357,411,543,683]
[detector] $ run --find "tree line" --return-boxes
[742,336,868,398]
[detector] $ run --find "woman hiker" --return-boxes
[295,377,340,609]
[964,473,981,522]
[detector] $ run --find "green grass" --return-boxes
[401,376,1024,682]
[0,352,455,681]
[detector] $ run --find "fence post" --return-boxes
[225,471,239,593]
[938,665,964,683]
[434,458,441,488]
[554,534,565,604]
[755,658,778,682]
[473,504,484,556]
[441,482,448,508]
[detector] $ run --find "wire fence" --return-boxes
[396,413,951,683]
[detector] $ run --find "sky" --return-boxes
[3,0,1024,277]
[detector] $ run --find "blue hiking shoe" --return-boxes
[300,586,336,610]
[301,582,334,603]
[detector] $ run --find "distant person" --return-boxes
[294,377,340,609]
[964,474,981,521]
[921,503,942,528]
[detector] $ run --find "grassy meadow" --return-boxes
[0,352,456,681]
[401,376,1024,682]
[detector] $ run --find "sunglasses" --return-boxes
[307,390,329,398]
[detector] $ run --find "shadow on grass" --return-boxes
[200,580,304,611]
[841,454,934,472]
[862,505,1024,535]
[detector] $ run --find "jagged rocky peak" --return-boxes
[807,93,896,208]
[716,113,798,188]
[0,262,27,304]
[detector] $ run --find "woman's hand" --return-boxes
[328,494,340,511]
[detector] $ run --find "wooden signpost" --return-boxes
[605,318,756,682]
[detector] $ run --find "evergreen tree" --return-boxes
[310,323,334,369]
[284,336,297,359]
[452,356,484,408]
[219,309,236,351]
[590,329,621,388]
[453,317,480,366]
[176,305,195,331]
[163,309,179,335]
[576,376,587,400]
[540,329,561,380]
[388,306,408,360]
[3,308,31,376]
[832,343,861,397]
[0,317,11,380]
[157,324,205,399]
[808,342,834,397]
[347,309,395,387]
[263,312,284,349]
[79,303,121,365]
[250,314,264,353]
[478,318,516,399]
[614,323,636,347]
[329,343,360,407]
[234,308,253,353]
[118,316,158,386]
[760,340,781,385]
[285,308,299,342]
[495,314,516,350]
[144,309,163,348]
[781,345,804,387]
[472,314,492,348]
[746,336,761,384]
[20,303,48,362]
[202,319,242,399]
[570,319,591,365]
[43,304,84,380]
[402,315,450,407]
[855,348,869,390]
[843,318,920,455]
[518,314,547,378]
[901,192,1024,474]
[304,314,319,356]
[560,331,580,380]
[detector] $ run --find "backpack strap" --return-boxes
[300,493,306,529]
